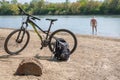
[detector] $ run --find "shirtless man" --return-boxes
[90,16,97,35]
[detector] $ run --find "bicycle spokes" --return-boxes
[4,29,30,54]
[49,29,77,54]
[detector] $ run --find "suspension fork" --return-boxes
[16,24,27,43]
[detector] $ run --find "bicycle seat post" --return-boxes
[45,19,57,39]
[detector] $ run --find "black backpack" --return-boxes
[53,38,70,61]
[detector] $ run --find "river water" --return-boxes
[0,15,120,38]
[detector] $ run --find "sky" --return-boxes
[4,0,78,3]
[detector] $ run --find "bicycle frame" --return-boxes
[25,17,53,43]
[18,16,55,49]
[28,19,44,42]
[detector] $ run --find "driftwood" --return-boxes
[15,58,43,76]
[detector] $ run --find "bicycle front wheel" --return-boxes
[49,29,77,54]
[4,29,30,55]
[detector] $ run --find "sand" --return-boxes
[0,28,120,80]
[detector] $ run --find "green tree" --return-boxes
[11,0,17,4]
[116,0,120,14]
[68,2,81,14]
[109,0,120,14]
[30,0,45,14]
[100,0,120,14]
[1,0,120,15]
[0,1,12,15]
[77,0,88,14]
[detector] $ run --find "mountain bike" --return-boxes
[4,6,77,55]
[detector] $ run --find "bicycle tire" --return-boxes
[48,29,77,54]
[4,29,30,55]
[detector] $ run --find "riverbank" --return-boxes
[0,28,120,80]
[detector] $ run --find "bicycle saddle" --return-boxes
[46,19,58,22]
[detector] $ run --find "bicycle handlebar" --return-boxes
[18,6,40,21]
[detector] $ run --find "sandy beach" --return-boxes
[0,28,120,80]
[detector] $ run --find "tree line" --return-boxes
[0,0,120,15]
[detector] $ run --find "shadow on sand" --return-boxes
[34,54,68,62]
[0,54,67,62]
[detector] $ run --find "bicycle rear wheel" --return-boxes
[49,29,77,54]
[4,29,30,55]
